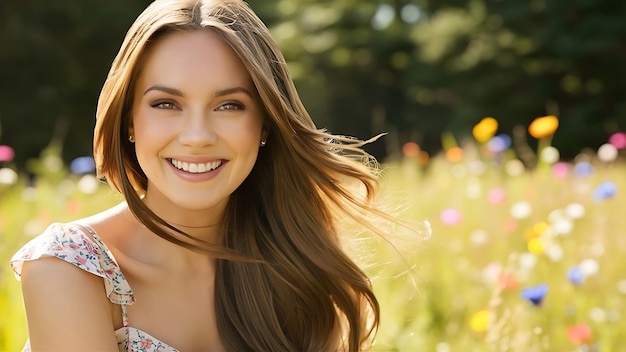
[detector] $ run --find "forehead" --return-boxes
[136,30,253,90]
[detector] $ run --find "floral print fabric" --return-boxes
[11,222,179,352]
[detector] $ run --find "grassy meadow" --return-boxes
[1,122,625,351]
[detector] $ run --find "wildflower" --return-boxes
[446,147,463,163]
[510,201,532,219]
[545,244,563,262]
[440,208,462,225]
[70,156,96,174]
[551,162,570,178]
[0,145,15,162]
[608,131,626,149]
[566,324,591,345]
[551,218,573,235]
[524,222,547,240]
[567,266,585,286]
[528,115,559,139]
[518,253,537,270]
[574,162,594,177]
[469,310,491,332]
[472,117,498,143]
[579,259,599,277]
[533,222,549,235]
[486,134,511,153]
[487,188,505,204]
[589,308,606,323]
[565,203,585,219]
[597,143,618,162]
[593,181,617,201]
[540,146,560,164]
[402,142,420,157]
[528,238,544,255]
[521,283,548,306]
[497,272,519,290]
[0,167,18,185]
[77,174,100,194]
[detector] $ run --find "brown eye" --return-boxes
[151,101,178,110]
[217,102,244,111]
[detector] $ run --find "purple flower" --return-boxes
[70,156,96,174]
[521,284,549,306]
[574,162,594,178]
[593,181,617,201]
[487,134,511,153]
[567,266,585,286]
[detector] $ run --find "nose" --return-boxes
[178,110,218,147]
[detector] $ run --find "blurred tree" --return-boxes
[255,0,626,160]
[1,0,625,168]
[0,0,150,169]
[409,0,626,158]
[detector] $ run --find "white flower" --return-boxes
[510,201,532,219]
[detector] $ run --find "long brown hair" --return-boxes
[94,0,385,350]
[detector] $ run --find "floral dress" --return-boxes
[11,223,179,352]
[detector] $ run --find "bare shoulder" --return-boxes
[20,256,118,350]
[16,202,133,351]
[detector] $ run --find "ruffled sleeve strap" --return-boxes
[10,222,135,305]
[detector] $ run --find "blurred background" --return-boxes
[2,0,626,351]
[2,0,626,168]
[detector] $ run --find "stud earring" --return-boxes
[260,140,267,147]
[129,135,135,143]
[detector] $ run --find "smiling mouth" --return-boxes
[169,159,222,173]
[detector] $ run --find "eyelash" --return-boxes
[217,102,245,111]
[151,101,177,110]
[149,101,244,111]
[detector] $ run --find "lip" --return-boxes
[166,157,226,182]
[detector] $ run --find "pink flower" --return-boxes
[487,188,505,204]
[552,162,570,178]
[140,338,153,349]
[609,132,626,149]
[75,256,87,265]
[0,145,15,162]
[440,208,462,225]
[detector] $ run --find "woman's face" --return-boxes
[130,30,266,224]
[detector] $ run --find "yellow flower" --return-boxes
[528,238,544,255]
[469,310,490,332]
[472,117,498,143]
[529,115,559,139]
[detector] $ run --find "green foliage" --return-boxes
[2,0,625,167]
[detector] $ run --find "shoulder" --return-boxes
[11,215,136,305]
[19,240,120,350]
[11,222,107,280]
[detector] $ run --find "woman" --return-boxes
[11,0,391,350]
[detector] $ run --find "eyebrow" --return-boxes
[143,85,253,98]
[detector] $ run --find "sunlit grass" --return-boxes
[1,142,625,351]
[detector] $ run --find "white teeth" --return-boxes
[170,159,222,173]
